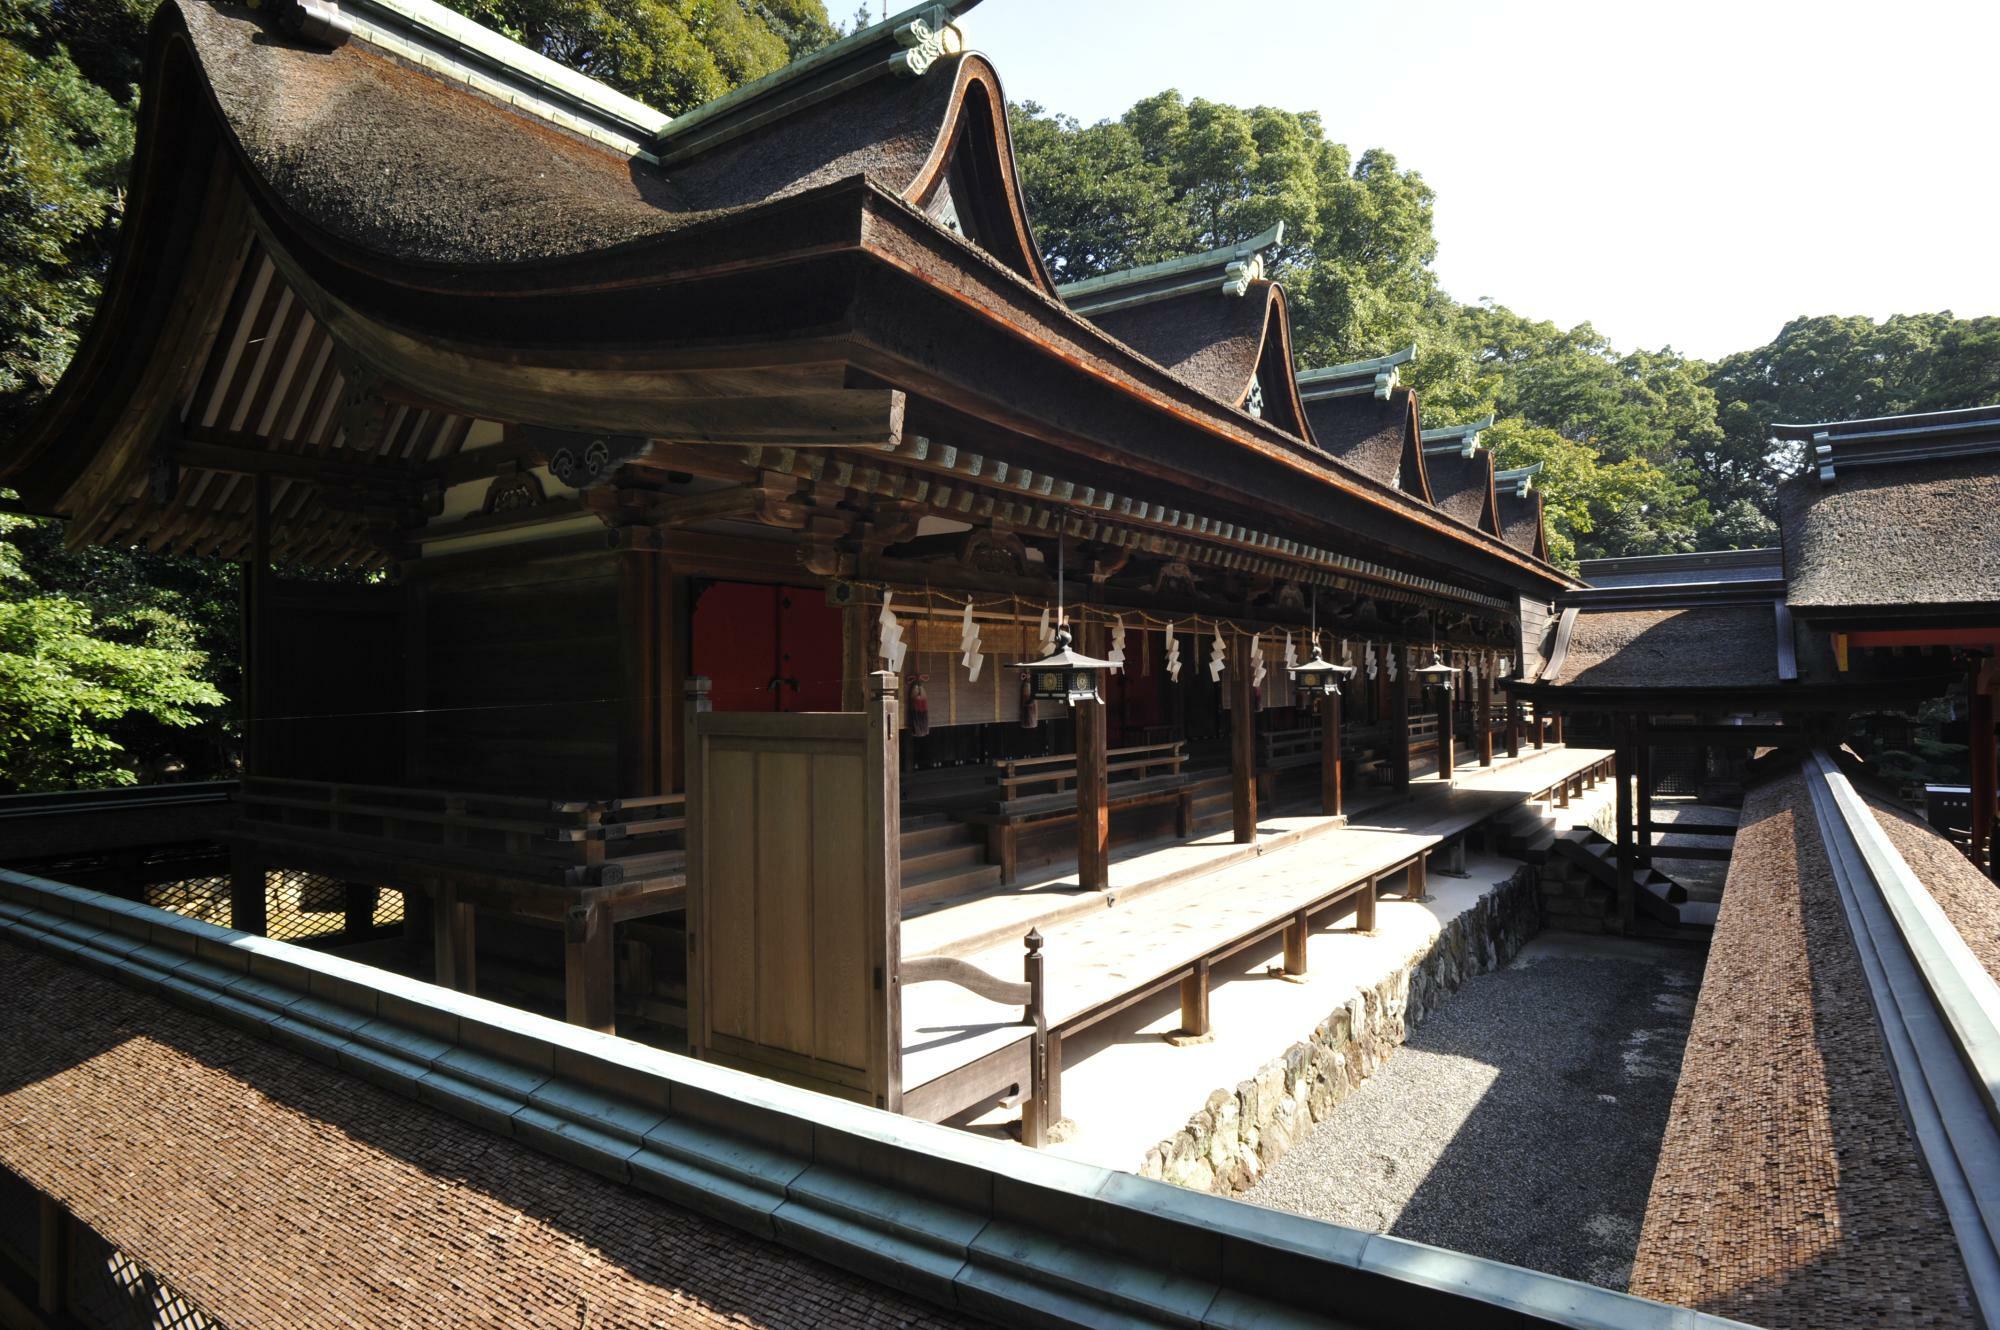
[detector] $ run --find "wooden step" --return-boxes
[901,810,952,830]
[901,842,984,878]
[902,861,1005,909]
[900,820,976,855]
[1519,830,1554,864]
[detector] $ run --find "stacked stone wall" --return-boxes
[1139,865,1542,1194]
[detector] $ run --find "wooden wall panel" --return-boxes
[686,698,896,1106]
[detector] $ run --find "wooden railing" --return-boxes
[994,741,1185,801]
[238,778,687,889]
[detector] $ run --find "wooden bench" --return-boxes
[963,741,1192,884]
[1255,726,1321,801]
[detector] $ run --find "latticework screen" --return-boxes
[144,872,404,942]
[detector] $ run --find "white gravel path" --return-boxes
[1246,933,1703,1290]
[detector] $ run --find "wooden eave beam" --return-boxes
[169,428,420,489]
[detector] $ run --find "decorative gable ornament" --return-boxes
[891,11,968,78]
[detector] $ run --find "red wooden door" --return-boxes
[691,582,843,712]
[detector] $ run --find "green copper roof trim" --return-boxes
[342,0,671,154]
[1494,462,1541,497]
[1057,221,1287,316]
[648,1,980,165]
[1297,343,1417,402]
[1420,413,1495,457]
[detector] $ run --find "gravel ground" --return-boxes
[1247,934,1704,1290]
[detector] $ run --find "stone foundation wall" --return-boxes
[1139,866,1543,1194]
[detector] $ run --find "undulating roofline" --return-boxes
[1057,221,1286,316]
[1771,402,2000,485]
[1297,343,1416,402]
[292,0,981,164]
[1493,462,1539,497]
[1420,413,1494,457]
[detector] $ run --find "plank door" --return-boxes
[692,582,844,713]
[685,687,901,1107]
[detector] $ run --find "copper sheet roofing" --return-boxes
[1537,603,1781,689]
[0,937,985,1330]
[1631,769,1976,1328]
[1778,452,2000,616]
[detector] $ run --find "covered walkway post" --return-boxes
[1230,632,1258,842]
[1391,665,1411,792]
[1477,666,1494,767]
[1077,626,1110,890]
[1320,687,1343,817]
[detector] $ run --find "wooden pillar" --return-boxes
[840,599,870,714]
[1406,852,1428,903]
[1970,659,1996,879]
[1553,712,1566,746]
[1436,684,1457,780]
[564,901,616,1034]
[1532,702,1546,750]
[38,1195,66,1317]
[1636,717,1655,869]
[1506,693,1521,759]
[663,571,691,792]
[434,882,476,993]
[1613,718,1637,928]
[228,843,266,936]
[1076,693,1109,890]
[1283,907,1310,976]
[1477,668,1494,767]
[617,549,661,796]
[1178,956,1211,1037]
[1229,632,1257,843]
[1356,878,1378,933]
[342,882,380,937]
[241,473,273,778]
[1320,688,1344,817]
[1390,667,1411,792]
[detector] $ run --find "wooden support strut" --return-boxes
[564,900,616,1035]
[434,881,477,995]
[1636,717,1654,870]
[228,842,267,936]
[1229,632,1258,844]
[1179,956,1212,1038]
[1613,718,1637,928]
[1283,907,1310,976]
[1075,691,1110,891]
[1390,666,1411,792]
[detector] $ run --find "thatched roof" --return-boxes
[1538,604,1782,690]
[1425,448,1498,535]
[1300,389,1428,500]
[1780,453,2000,616]
[1496,488,1546,560]
[1087,281,1311,438]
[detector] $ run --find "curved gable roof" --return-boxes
[1300,387,1431,502]
[1497,488,1547,561]
[1087,281,1310,435]
[1426,448,1499,536]
[175,0,1049,289]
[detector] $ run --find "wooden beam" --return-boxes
[1390,670,1411,792]
[1477,668,1494,767]
[564,901,617,1035]
[1283,908,1310,976]
[1229,632,1258,844]
[1636,719,1655,870]
[1614,720,1637,928]
[1436,685,1456,781]
[173,427,419,488]
[38,1195,65,1317]
[228,843,267,936]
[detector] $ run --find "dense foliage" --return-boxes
[1010,95,2000,569]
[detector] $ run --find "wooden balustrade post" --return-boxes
[1178,956,1212,1038]
[1229,632,1257,843]
[1506,692,1521,758]
[564,900,616,1034]
[1021,929,1057,1146]
[1283,907,1310,976]
[1436,686,1457,781]
[1320,687,1344,817]
[1553,712,1566,746]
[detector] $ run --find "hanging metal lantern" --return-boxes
[1012,625,1117,706]
[1290,648,1356,695]
[1413,649,1459,692]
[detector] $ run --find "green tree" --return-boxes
[1010,92,1442,363]
[1705,312,2000,514]
[0,510,225,791]
[438,0,837,114]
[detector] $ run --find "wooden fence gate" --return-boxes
[686,674,902,1107]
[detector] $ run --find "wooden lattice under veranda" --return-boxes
[145,871,404,944]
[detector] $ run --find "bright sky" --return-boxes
[963,0,2000,361]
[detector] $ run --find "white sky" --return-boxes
[962,0,2000,361]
